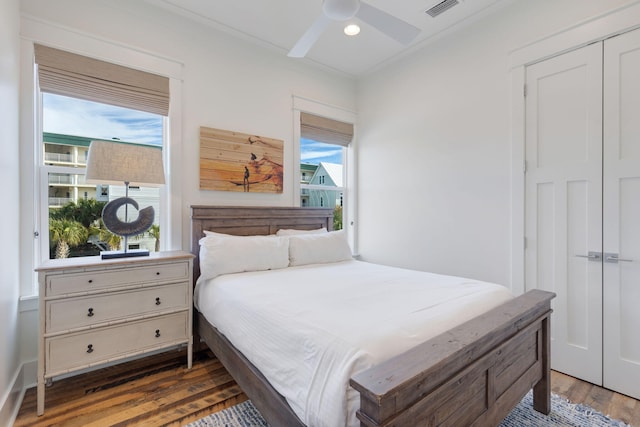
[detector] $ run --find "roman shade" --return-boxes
[34,44,170,116]
[300,112,353,146]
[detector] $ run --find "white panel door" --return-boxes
[603,28,640,399]
[525,42,603,384]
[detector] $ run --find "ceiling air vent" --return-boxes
[425,0,459,17]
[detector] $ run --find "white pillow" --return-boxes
[276,227,327,236]
[198,234,289,281]
[203,230,236,237]
[288,230,352,266]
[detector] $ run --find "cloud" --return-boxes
[43,94,163,146]
[301,138,343,164]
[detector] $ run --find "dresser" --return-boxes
[35,251,194,416]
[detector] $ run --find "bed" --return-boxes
[190,205,554,427]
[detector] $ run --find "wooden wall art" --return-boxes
[199,126,284,193]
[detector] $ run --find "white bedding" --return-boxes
[194,260,513,427]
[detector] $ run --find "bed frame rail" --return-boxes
[350,289,554,427]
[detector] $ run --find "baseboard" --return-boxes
[21,359,37,390]
[0,359,31,427]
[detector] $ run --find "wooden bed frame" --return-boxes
[191,205,555,427]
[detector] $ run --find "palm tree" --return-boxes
[49,219,89,259]
[50,199,106,228]
[90,219,122,251]
[147,224,160,252]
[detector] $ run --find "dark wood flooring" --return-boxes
[14,349,640,426]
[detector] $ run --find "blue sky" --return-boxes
[44,94,343,164]
[300,138,342,165]
[43,93,163,146]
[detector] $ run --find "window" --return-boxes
[35,44,168,261]
[41,95,163,260]
[297,109,354,232]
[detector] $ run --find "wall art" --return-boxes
[200,126,283,193]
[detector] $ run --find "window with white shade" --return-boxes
[35,44,168,261]
[297,109,354,232]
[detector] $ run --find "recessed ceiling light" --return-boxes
[344,24,361,36]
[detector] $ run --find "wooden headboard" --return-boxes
[190,205,334,283]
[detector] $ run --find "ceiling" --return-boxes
[143,0,510,76]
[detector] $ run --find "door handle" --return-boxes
[575,251,602,261]
[604,253,633,263]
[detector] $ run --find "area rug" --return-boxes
[186,391,632,427]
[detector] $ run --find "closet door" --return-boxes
[524,42,603,384]
[603,28,640,399]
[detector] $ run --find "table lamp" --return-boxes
[85,140,165,259]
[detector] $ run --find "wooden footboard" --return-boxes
[350,289,554,427]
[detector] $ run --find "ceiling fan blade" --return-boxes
[288,14,333,58]
[356,2,420,45]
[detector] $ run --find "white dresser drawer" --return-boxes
[46,282,189,333]
[46,311,189,376]
[46,261,189,296]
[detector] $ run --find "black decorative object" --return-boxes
[85,140,165,259]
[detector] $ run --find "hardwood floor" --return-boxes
[14,349,640,426]
[551,370,640,426]
[15,349,247,427]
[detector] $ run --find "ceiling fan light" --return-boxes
[344,24,361,36]
[323,0,360,21]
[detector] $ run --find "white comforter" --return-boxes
[194,260,512,427]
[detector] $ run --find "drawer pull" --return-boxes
[156,272,160,276]
[87,344,94,353]
[155,297,161,305]
[88,279,93,284]
[155,329,161,338]
[87,308,94,317]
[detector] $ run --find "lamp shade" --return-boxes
[85,140,165,186]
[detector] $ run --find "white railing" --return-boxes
[48,175,73,185]
[45,153,73,163]
[49,197,73,206]
[48,174,90,185]
[44,153,87,165]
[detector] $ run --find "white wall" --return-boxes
[356,0,636,287]
[0,0,23,423]
[17,0,356,383]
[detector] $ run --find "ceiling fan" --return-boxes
[288,0,421,58]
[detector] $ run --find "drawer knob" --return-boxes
[88,279,93,284]
[87,308,94,317]
[155,297,161,306]
[156,272,160,276]
[155,329,161,338]
[87,344,94,353]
